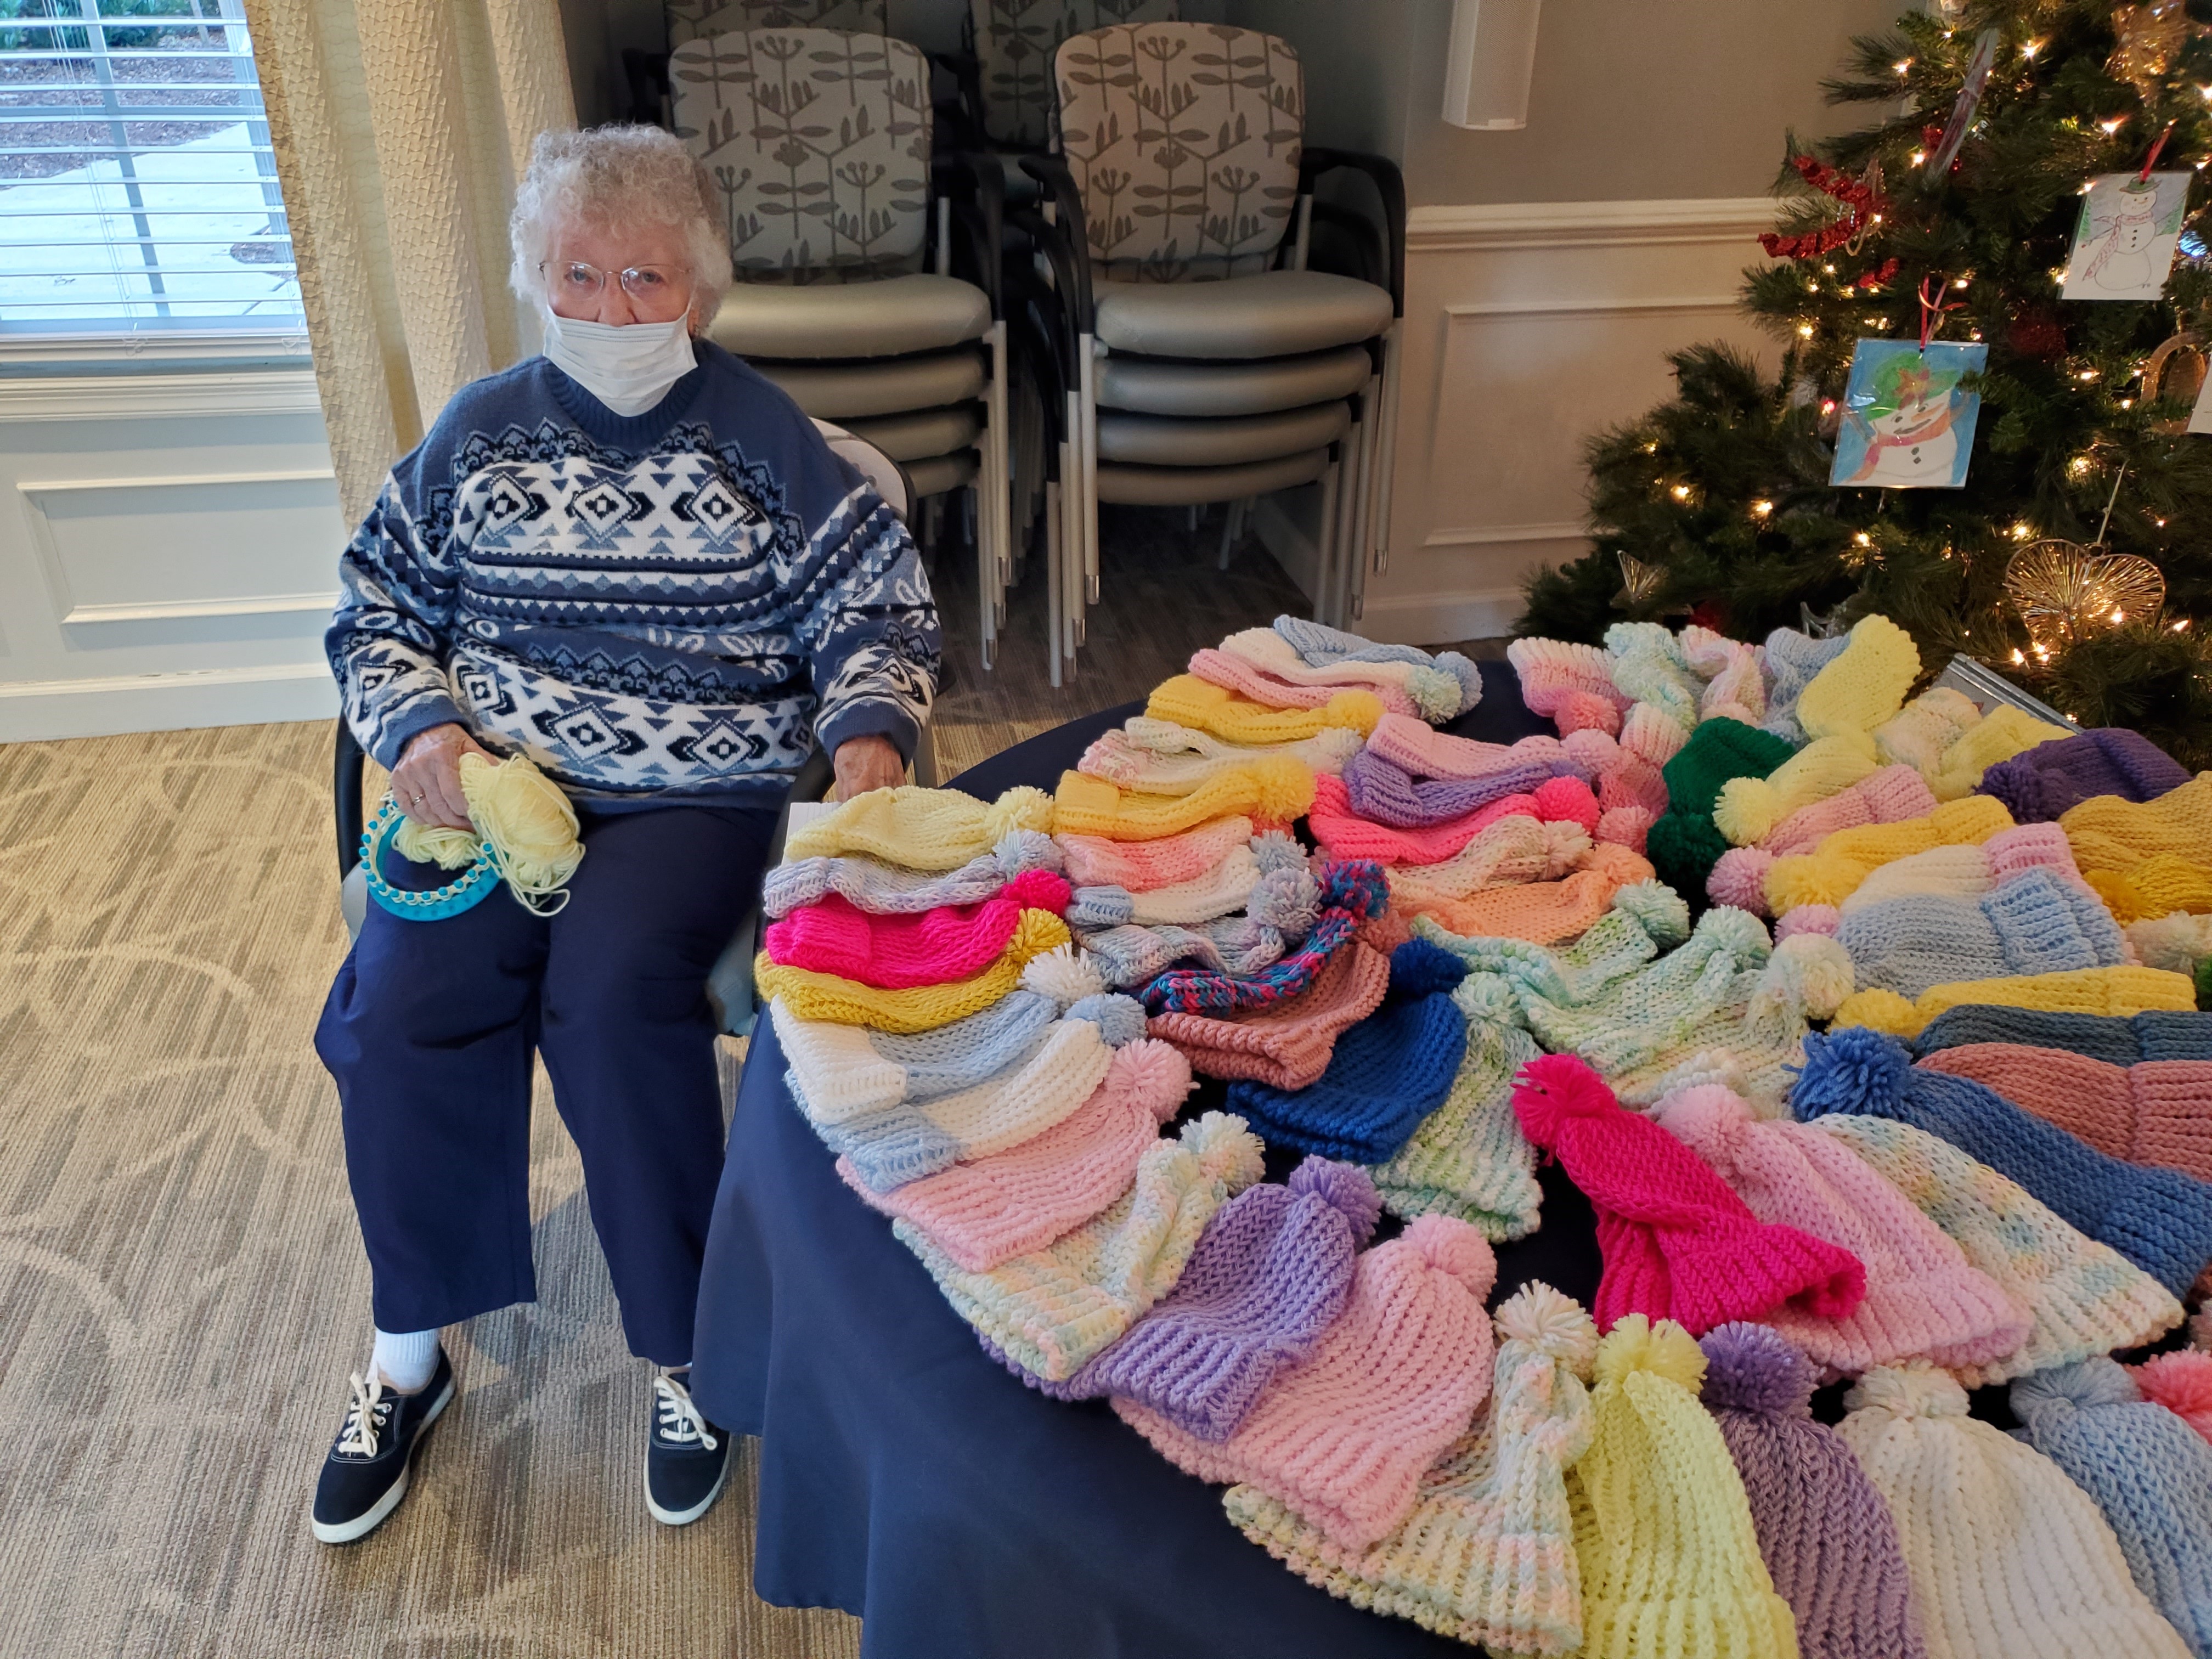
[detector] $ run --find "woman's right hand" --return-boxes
[392,723,494,830]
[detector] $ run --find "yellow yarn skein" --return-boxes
[392,752,583,915]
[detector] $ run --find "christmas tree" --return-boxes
[1519,0,2212,766]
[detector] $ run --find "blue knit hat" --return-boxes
[1791,1026,2212,1300]
[1838,867,2132,1000]
[1915,1005,2212,1065]
[2012,1357,2212,1657]
[1226,940,1470,1163]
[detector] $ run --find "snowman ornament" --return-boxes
[2084,180,2166,293]
[1847,358,1964,486]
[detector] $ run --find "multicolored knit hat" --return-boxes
[1832,962,2198,1041]
[1697,1323,1927,1659]
[1366,970,1545,1239]
[1802,1113,2181,1386]
[1791,1025,2212,1300]
[1146,936,1391,1091]
[1073,1158,1382,1440]
[1225,939,1469,1163]
[837,1037,1192,1271]
[1074,865,1321,990]
[1052,759,1314,842]
[1645,717,1798,898]
[1793,614,1920,744]
[1191,641,1430,723]
[1654,1084,2027,1375]
[754,908,1073,1032]
[1226,1283,1599,1656]
[1139,860,1389,1015]
[1760,625,1854,747]
[1837,1363,2193,1659]
[1066,837,1266,929]
[763,828,1064,919]
[1914,1005,2212,1063]
[1921,1043,2212,1187]
[1147,673,1384,744]
[1057,813,1255,891]
[1927,704,2073,801]
[1512,1053,1865,1336]
[2012,1356,2212,1656]
[1114,1213,1498,1551]
[1077,720,1361,794]
[1271,614,1483,720]
[1571,1314,1799,1659]
[1978,728,2192,822]
[1837,866,2131,1001]
[1714,731,1881,848]
[1765,792,2016,915]
[898,1110,1267,1387]
[1310,772,1550,866]
[2135,1350,2212,1446]
[764,867,1073,988]
[785,782,1056,871]
[1837,821,2086,909]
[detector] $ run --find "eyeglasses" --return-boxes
[539,259,693,320]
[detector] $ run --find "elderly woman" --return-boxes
[310,125,939,1544]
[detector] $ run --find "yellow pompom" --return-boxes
[1593,1313,1707,1394]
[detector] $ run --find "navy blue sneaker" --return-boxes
[646,1368,731,1526]
[310,1348,455,1545]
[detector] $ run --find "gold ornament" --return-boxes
[1615,552,1667,607]
[2143,330,2207,432]
[2004,538,2168,652]
[2110,2,2197,103]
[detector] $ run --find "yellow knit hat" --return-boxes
[1713,731,1879,847]
[1926,706,2073,801]
[1766,793,2014,913]
[2065,770,2212,872]
[755,909,1072,1032]
[1569,1314,1798,1659]
[1793,614,1919,742]
[2086,854,2212,923]
[1147,674,1385,743]
[1052,760,1316,842]
[1832,963,2198,1039]
[1871,685,1983,772]
[785,783,1056,872]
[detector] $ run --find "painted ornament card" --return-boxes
[2062,172,2190,300]
[1830,339,1987,489]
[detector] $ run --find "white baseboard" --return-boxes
[0,662,338,744]
[1354,589,1527,647]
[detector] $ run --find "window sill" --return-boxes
[0,331,314,379]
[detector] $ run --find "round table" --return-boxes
[690,664,1605,1659]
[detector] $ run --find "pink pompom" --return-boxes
[1112,1037,1195,1123]
[1511,1052,1619,1143]
[1404,1213,1497,1300]
[1532,775,1601,833]
[1706,847,1773,915]
[1555,690,1622,737]
[1774,904,1839,940]
[1650,1082,1753,1174]
[1596,805,1652,853]
[1003,866,1074,913]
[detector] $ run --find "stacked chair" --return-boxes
[670,24,1016,664]
[664,0,885,47]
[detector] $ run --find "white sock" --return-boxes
[370,1327,439,1393]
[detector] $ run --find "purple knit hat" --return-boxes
[1976,728,2190,822]
[1699,1323,1929,1659]
[1071,1158,1384,1440]
[1342,746,1560,828]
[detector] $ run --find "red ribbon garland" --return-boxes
[1759,154,1888,261]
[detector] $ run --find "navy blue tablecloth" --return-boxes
[691,662,1603,1658]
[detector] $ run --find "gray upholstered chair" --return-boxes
[1017,21,1403,676]
[672,26,1013,665]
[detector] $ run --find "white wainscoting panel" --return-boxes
[0,369,346,742]
[1325,197,1781,645]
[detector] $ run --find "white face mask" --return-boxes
[540,308,697,417]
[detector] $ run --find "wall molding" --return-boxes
[1443,294,1742,321]
[1423,518,1587,549]
[1406,196,1776,253]
[0,369,326,422]
[0,662,338,744]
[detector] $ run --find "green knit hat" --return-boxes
[1647,718,1797,899]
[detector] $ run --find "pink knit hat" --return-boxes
[1769,764,1940,857]
[1363,712,1594,786]
[1396,866,1651,947]
[764,867,1073,988]
[1919,1045,2212,1186]
[2135,1350,2212,1446]
[1114,1213,1499,1551]
[838,1039,1194,1271]
[1309,774,1598,866]
[1508,636,1632,732]
[1058,815,1254,891]
[1147,937,1392,1089]
[1190,646,1426,720]
[1653,1083,2030,1375]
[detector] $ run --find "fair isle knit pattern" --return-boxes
[1697,1323,1928,1659]
[898,1111,1267,1386]
[764,867,1072,988]
[1114,1214,1499,1552]
[1919,1043,2212,1187]
[1836,1363,2193,1659]
[1147,938,1392,1090]
[327,346,938,800]
[1077,720,1361,793]
[1057,814,1255,891]
[1803,1114,2182,1387]
[1224,1284,1599,1657]
[761,828,1063,919]
[1141,861,1389,1015]
[2011,1357,2212,1657]
[785,782,1055,871]
[1914,1005,2212,1063]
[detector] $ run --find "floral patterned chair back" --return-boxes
[964,0,1178,150]
[666,0,889,48]
[1054,22,1302,285]
[671,28,932,285]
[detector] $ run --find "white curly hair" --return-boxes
[507,125,733,328]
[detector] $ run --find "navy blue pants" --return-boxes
[315,804,778,1366]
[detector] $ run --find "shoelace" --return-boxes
[653,1371,718,1452]
[336,1372,392,1459]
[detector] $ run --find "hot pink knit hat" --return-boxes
[1057,815,1254,891]
[1309,774,1599,866]
[1653,1083,2029,1375]
[1363,712,1594,786]
[1114,1214,1499,1551]
[1512,1054,1867,1337]
[764,867,1073,988]
[1917,1046,2212,1186]
[837,1039,1194,1271]
[1190,645,1426,720]
[1146,937,1392,1090]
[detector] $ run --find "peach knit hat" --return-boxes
[1919,1043,2212,1186]
[1114,1213,1499,1552]
[1146,936,1392,1090]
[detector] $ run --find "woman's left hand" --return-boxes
[832,733,906,801]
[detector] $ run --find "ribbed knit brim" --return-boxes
[1913,1004,2212,1063]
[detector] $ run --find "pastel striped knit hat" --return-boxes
[1979,728,2191,822]
[1147,674,1384,744]
[1309,772,1589,866]
[1226,938,1470,1163]
[1697,1323,1927,1659]
[754,909,1073,1033]
[1365,969,1544,1239]
[1802,1113,2181,1387]
[1837,1362,2193,1659]
[1147,936,1391,1090]
[1684,623,1767,724]
[1077,720,1361,794]
[1511,1053,1866,1336]
[1191,641,1431,723]
[1363,713,1591,787]
[1115,1213,1499,1551]
[1571,1314,1799,1659]
[1839,822,2086,910]
[1760,625,1854,746]
[1714,731,1881,848]
[785,782,1056,870]
[1920,1043,2212,1187]
[837,1037,1193,1270]
[2012,1356,2212,1657]
[1386,812,1590,900]
[1791,1026,2212,1300]
[763,828,1063,919]
[1226,1283,1599,1656]
[1644,717,1798,898]
[899,1111,1266,1387]
[1066,837,1268,930]
[1765,792,2016,915]
[765,867,1073,988]
[2136,1350,2212,1446]
[1269,616,1483,720]
[1073,1157,1382,1440]
[1915,1006,2212,1063]
[1057,814,1254,891]
[1927,704,2073,801]
[1509,635,1633,734]
[1654,1084,2027,1375]
[1391,844,1655,949]
[1075,866,1321,990]
[1837,867,2132,1002]
[1052,760,1314,843]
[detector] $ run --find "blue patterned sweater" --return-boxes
[326,341,940,809]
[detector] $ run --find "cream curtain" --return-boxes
[243,0,577,522]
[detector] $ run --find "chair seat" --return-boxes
[1095,400,1350,468]
[907,450,980,497]
[1096,344,1372,417]
[709,274,992,361]
[841,403,984,463]
[1097,448,1331,506]
[753,347,988,417]
[1092,269,1393,360]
